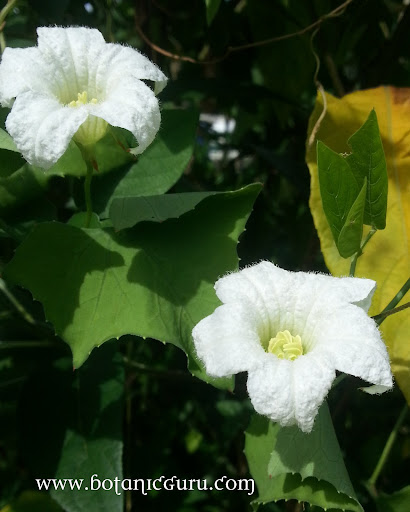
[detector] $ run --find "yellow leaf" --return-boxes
[306,87,410,403]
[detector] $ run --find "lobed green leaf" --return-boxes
[5,185,261,386]
[19,344,123,512]
[244,404,363,512]
[376,485,410,512]
[109,191,221,229]
[90,108,199,216]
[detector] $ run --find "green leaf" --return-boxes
[0,127,19,153]
[346,109,388,229]
[109,192,220,230]
[317,140,359,244]
[0,151,26,179]
[244,403,363,512]
[205,0,222,24]
[0,491,63,512]
[5,184,261,385]
[0,165,49,215]
[337,177,367,258]
[67,212,102,229]
[20,343,123,512]
[90,108,199,216]
[376,486,410,512]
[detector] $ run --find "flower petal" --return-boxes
[92,79,161,155]
[6,91,87,169]
[0,47,54,107]
[214,262,296,343]
[102,43,168,94]
[215,262,377,349]
[319,304,393,388]
[37,26,106,104]
[247,352,335,433]
[192,303,266,378]
[318,275,376,312]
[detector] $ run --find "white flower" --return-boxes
[0,26,167,169]
[192,261,393,432]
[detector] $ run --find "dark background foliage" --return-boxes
[0,1,409,511]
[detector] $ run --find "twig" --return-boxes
[373,277,410,326]
[0,278,36,325]
[372,301,410,325]
[0,0,18,53]
[349,227,377,277]
[307,28,327,148]
[135,0,355,65]
[366,403,408,491]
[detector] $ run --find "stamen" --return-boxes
[68,91,98,108]
[267,330,303,361]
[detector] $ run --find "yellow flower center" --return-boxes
[68,91,107,148]
[68,91,98,108]
[267,330,303,361]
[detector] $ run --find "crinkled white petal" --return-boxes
[36,26,106,104]
[0,26,168,167]
[0,47,55,106]
[215,262,298,344]
[102,43,168,95]
[193,261,393,431]
[317,275,376,312]
[247,352,335,432]
[319,304,393,388]
[6,91,88,169]
[216,261,375,310]
[36,26,167,104]
[92,79,161,155]
[192,303,266,378]
[215,261,377,350]
[361,384,392,394]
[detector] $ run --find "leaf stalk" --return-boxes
[349,227,377,276]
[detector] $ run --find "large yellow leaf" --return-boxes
[306,87,410,403]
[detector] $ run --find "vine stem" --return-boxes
[0,0,17,25]
[367,403,408,489]
[0,0,18,53]
[374,277,410,325]
[349,227,377,277]
[372,301,410,326]
[0,278,35,325]
[84,158,94,228]
[135,0,354,65]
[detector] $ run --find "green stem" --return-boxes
[377,277,410,316]
[84,159,94,228]
[0,0,17,26]
[367,403,408,488]
[349,227,377,277]
[372,301,410,326]
[0,0,18,53]
[0,278,35,325]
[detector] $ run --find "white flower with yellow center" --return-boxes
[0,26,167,169]
[192,261,393,432]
